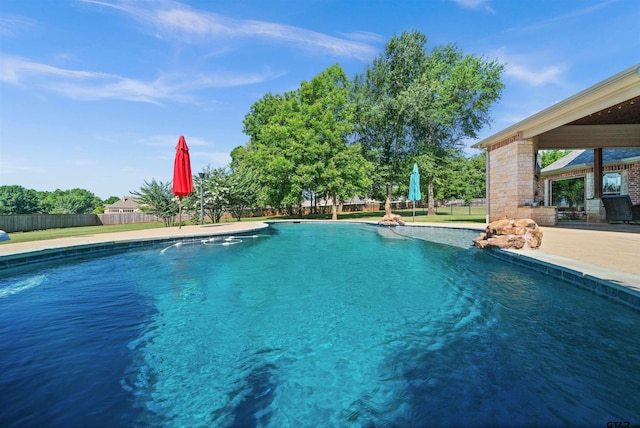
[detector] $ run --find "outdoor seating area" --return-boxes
[601,195,640,224]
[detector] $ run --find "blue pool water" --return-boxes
[1,223,639,427]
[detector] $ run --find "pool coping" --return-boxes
[488,248,640,310]
[0,222,270,270]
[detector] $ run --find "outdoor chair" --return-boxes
[601,195,640,223]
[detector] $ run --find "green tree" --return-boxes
[412,147,455,214]
[103,196,120,205]
[50,195,89,214]
[298,64,372,220]
[352,31,503,216]
[130,179,178,226]
[466,152,487,198]
[0,185,40,214]
[539,150,571,168]
[242,91,300,212]
[552,178,584,209]
[228,163,259,221]
[202,166,232,223]
[37,188,101,214]
[241,64,372,217]
[180,167,233,224]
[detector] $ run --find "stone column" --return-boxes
[487,135,556,225]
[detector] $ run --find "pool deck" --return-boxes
[1,220,638,295]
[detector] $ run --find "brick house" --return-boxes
[473,64,640,225]
[540,149,640,220]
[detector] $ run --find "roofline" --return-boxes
[540,153,640,176]
[473,63,640,150]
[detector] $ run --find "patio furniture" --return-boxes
[601,195,640,223]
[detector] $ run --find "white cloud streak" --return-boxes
[504,63,564,86]
[78,0,379,60]
[451,0,495,13]
[505,0,617,33]
[490,49,565,86]
[0,54,279,104]
[0,14,36,37]
[0,1,380,104]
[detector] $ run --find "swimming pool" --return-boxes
[1,222,639,426]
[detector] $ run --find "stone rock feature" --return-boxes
[473,218,543,250]
[378,214,406,226]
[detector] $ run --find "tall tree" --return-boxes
[242,91,301,212]
[352,31,504,215]
[352,32,429,215]
[298,64,372,220]
[415,147,457,215]
[241,64,372,217]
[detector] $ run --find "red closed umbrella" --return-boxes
[172,135,193,228]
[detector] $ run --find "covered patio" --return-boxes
[473,64,640,226]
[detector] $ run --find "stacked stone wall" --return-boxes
[487,137,539,223]
[488,142,518,221]
[516,140,536,206]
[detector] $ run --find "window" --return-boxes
[551,177,585,210]
[603,172,621,195]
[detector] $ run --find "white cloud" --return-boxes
[79,0,379,61]
[504,63,564,86]
[451,0,495,13]
[0,14,35,37]
[340,31,386,44]
[0,54,279,104]
[490,49,565,86]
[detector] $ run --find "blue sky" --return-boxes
[1,0,638,199]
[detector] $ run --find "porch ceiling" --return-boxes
[537,96,640,149]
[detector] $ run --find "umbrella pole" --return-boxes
[179,197,182,229]
[413,201,415,222]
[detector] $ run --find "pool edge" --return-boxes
[0,223,270,271]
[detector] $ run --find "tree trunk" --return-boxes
[385,184,392,216]
[428,177,436,216]
[332,193,338,221]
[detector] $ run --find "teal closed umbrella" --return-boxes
[408,163,421,222]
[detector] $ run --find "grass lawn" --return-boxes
[1,206,485,245]
[252,205,486,223]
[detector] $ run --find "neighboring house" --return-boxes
[541,149,640,213]
[103,197,141,213]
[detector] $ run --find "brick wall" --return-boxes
[541,162,640,205]
[629,162,640,203]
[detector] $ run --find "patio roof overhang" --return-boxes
[472,63,640,151]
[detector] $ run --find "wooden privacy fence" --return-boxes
[0,213,167,232]
[98,213,165,225]
[0,214,102,233]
